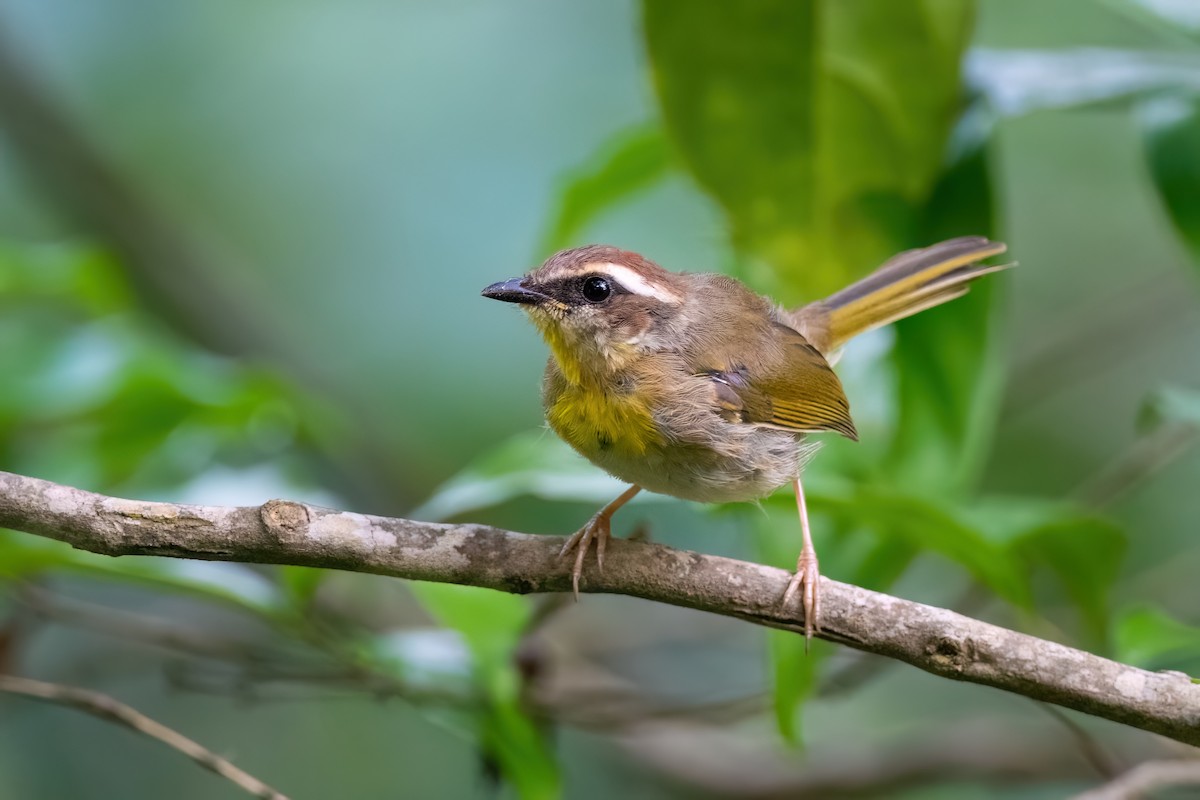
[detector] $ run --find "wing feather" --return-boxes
[701,324,857,440]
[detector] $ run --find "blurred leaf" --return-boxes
[853,535,918,591]
[1139,383,1200,431]
[1115,606,1200,670]
[888,140,1002,492]
[643,0,976,300]
[768,628,824,745]
[1011,516,1127,648]
[750,509,829,744]
[481,700,560,800]
[0,240,308,495]
[539,123,674,255]
[365,627,475,700]
[1114,0,1200,41]
[968,48,1200,119]
[962,498,1127,645]
[811,487,1031,607]
[0,531,282,615]
[410,582,532,669]
[278,565,327,609]
[410,583,559,798]
[414,430,649,521]
[1140,97,1200,273]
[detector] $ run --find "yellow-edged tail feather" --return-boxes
[792,237,1009,355]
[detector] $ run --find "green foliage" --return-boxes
[889,142,1002,493]
[8,2,1200,794]
[0,242,304,495]
[1010,515,1127,649]
[639,0,1025,738]
[767,628,825,745]
[750,508,828,745]
[0,530,283,615]
[278,565,328,609]
[1142,97,1200,275]
[643,0,976,302]
[538,123,674,257]
[1139,384,1200,432]
[820,488,1031,607]
[0,241,318,618]
[1116,606,1200,672]
[411,583,559,799]
[412,430,635,522]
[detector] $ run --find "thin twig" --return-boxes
[12,584,266,662]
[623,719,1102,798]
[0,674,288,799]
[1036,703,1122,779]
[1073,758,1200,800]
[1,470,1199,745]
[1072,422,1199,509]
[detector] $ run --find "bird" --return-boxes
[482,236,1008,639]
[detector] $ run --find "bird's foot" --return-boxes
[782,548,821,647]
[559,511,612,599]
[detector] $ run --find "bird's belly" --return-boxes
[597,425,812,504]
[547,382,810,504]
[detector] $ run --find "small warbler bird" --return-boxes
[483,237,1007,639]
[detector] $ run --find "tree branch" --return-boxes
[1,470,1198,746]
[1073,758,1200,800]
[0,674,288,799]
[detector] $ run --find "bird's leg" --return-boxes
[560,484,642,598]
[782,476,820,645]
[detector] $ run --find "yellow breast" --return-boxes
[546,381,661,458]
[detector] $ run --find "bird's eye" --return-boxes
[581,276,612,303]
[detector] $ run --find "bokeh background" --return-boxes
[3,1,1200,797]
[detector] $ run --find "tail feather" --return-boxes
[790,237,1009,355]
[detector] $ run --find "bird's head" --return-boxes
[482,245,685,383]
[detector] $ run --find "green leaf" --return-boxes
[0,239,307,497]
[1115,605,1200,670]
[852,535,918,592]
[539,123,673,255]
[0,531,282,615]
[1102,0,1200,45]
[768,628,824,746]
[409,582,532,670]
[278,565,327,609]
[1011,516,1127,649]
[413,430,647,521]
[364,627,475,701]
[409,583,560,797]
[887,137,1003,492]
[812,487,1031,608]
[481,699,560,800]
[643,0,976,301]
[1141,96,1200,274]
[749,508,828,745]
[969,48,1200,119]
[1139,384,1200,432]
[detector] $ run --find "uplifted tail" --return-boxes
[790,236,1009,355]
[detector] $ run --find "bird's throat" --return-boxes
[533,319,660,456]
[533,317,637,386]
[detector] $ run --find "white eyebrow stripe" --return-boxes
[599,263,682,304]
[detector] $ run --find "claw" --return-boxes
[595,521,608,571]
[559,485,641,598]
[560,513,608,600]
[783,549,820,647]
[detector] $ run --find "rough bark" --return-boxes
[1,470,1197,746]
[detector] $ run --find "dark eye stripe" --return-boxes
[535,274,630,304]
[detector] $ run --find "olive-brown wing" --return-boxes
[702,324,858,440]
